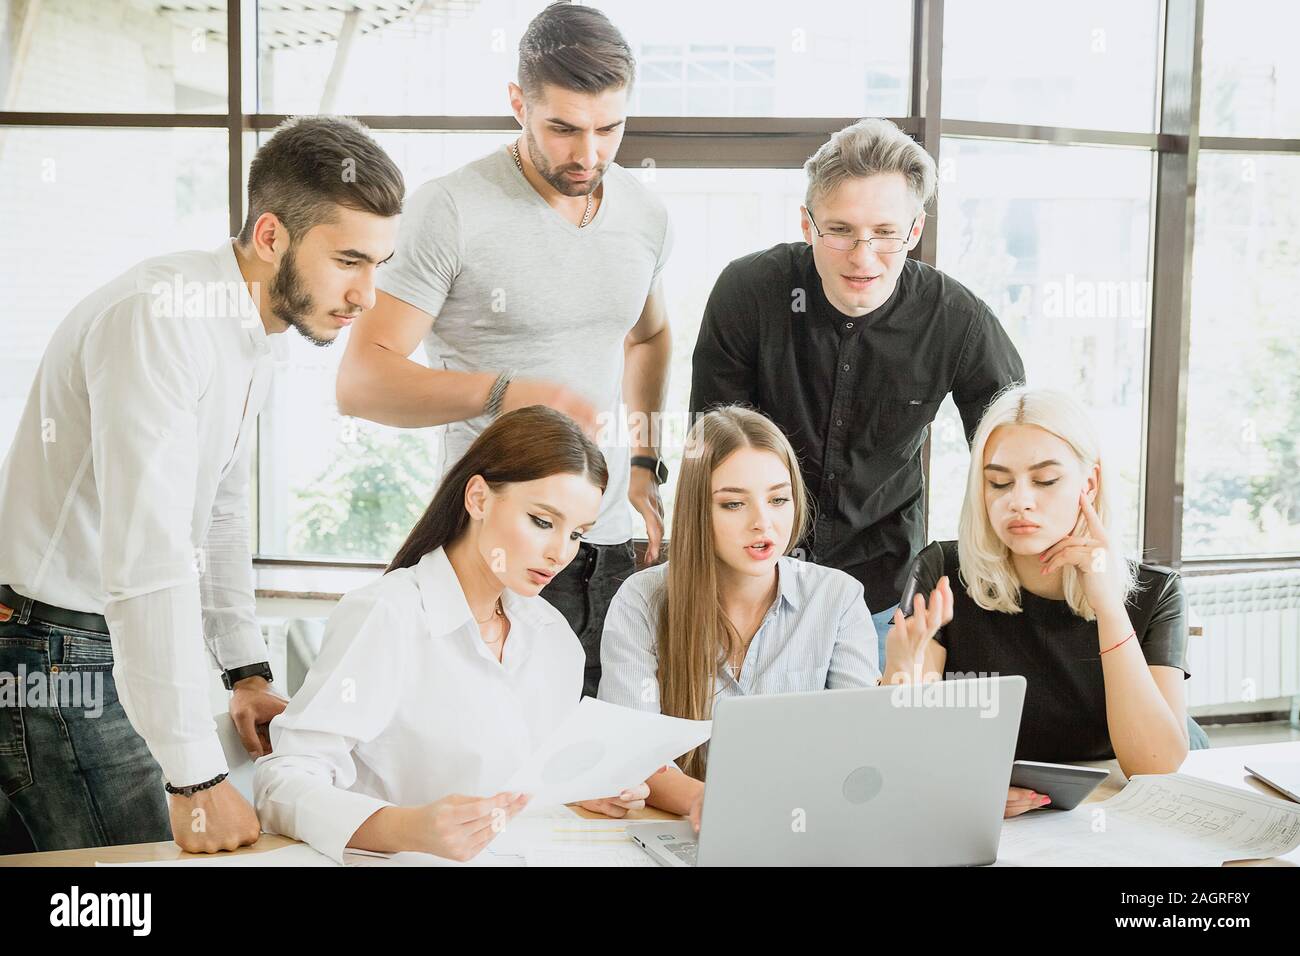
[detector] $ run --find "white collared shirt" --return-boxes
[253,546,584,863]
[0,240,285,786]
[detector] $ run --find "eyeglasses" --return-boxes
[805,209,918,254]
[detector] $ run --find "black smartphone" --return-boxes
[898,574,921,618]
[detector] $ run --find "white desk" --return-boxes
[2,741,1296,867]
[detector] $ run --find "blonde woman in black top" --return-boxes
[891,387,1194,817]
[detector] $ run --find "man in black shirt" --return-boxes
[689,118,1024,667]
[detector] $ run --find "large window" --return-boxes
[253,0,910,118]
[942,0,1161,133]
[1182,0,1300,560]
[611,0,911,118]
[1200,0,1300,138]
[1,0,228,113]
[0,127,227,454]
[1183,152,1300,557]
[3,0,1298,573]
[931,140,1153,554]
[256,1,548,117]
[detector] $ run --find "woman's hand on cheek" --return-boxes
[1037,492,1126,612]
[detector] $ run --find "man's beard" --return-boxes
[525,125,605,197]
[270,246,333,348]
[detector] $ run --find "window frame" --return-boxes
[3,0,1297,572]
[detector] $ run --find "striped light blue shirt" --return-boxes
[597,555,881,715]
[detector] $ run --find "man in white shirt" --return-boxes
[0,116,403,854]
[336,3,673,699]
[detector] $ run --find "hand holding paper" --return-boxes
[506,698,711,806]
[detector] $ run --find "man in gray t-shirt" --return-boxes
[338,5,673,698]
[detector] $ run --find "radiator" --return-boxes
[1183,570,1300,708]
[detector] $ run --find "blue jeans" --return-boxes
[0,617,170,853]
[870,604,898,674]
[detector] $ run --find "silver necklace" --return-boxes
[513,141,594,228]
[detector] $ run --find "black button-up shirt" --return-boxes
[689,242,1024,611]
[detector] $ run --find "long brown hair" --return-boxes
[657,406,809,777]
[387,405,608,573]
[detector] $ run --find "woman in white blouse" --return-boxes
[254,406,650,863]
[597,406,947,829]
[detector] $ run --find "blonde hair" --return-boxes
[804,117,937,214]
[657,406,810,778]
[957,386,1137,622]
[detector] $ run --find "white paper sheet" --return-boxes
[517,803,584,820]
[339,818,628,867]
[341,848,526,867]
[524,846,657,867]
[338,806,608,866]
[995,773,1300,867]
[505,697,711,805]
[490,815,633,856]
[490,803,658,866]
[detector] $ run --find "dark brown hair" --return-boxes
[387,405,609,573]
[238,115,404,244]
[517,2,635,100]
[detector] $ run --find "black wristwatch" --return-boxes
[221,661,274,691]
[631,455,669,485]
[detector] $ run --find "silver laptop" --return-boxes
[1245,761,1300,803]
[628,676,1026,866]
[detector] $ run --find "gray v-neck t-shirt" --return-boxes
[377,147,673,545]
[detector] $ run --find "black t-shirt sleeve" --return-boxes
[1136,571,1192,678]
[689,260,760,418]
[901,540,949,646]
[952,303,1026,444]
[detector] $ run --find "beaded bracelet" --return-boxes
[165,772,229,798]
